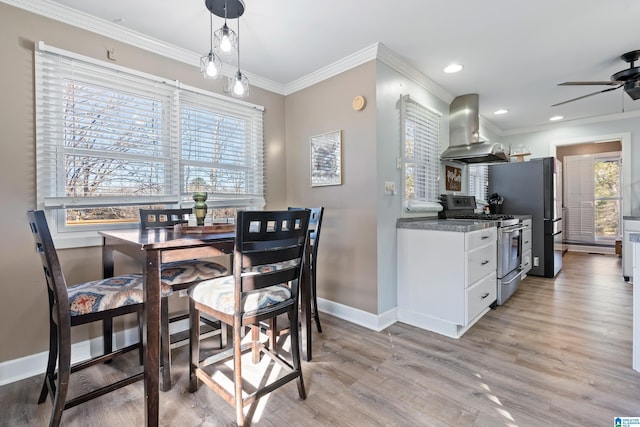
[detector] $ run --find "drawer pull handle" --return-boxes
[481,292,490,299]
[481,236,490,240]
[524,240,529,244]
[481,260,490,265]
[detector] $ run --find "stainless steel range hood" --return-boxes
[440,94,509,164]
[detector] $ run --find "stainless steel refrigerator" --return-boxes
[488,157,563,278]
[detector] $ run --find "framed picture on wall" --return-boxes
[310,130,342,187]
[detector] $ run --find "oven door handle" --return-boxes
[501,224,525,233]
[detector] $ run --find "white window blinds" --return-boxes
[401,95,441,210]
[35,42,264,245]
[36,44,179,209]
[564,155,595,243]
[180,87,264,209]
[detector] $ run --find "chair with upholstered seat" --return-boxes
[27,210,172,427]
[138,208,229,390]
[188,209,310,426]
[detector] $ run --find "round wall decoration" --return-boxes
[352,95,366,111]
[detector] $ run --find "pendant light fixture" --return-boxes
[204,0,249,96]
[213,0,237,55]
[200,12,222,79]
[229,14,249,97]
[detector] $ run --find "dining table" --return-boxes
[99,226,313,427]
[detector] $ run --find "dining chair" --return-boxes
[139,208,230,390]
[188,209,310,426]
[289,206,324,333]
[27,210,172,427]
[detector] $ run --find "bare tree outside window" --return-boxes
[594,158,621,239]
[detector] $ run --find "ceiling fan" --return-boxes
[552,50,640,107]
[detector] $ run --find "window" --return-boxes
[468,164,489,203]
[35,42,264,247]
[593,156,621,239]
[401,95,441,211]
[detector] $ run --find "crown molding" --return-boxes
[283,44,380,95]
[501,108,640,136]
[3,0,285,94]
[376,43,454,104]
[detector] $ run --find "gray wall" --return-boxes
[285,62,378,314]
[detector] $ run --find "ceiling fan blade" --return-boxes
[558,81,622,86]
[551,85,623,107]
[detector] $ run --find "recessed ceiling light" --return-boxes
[494,109,508,115]
[444,64,463,74]
[549,115,564,121]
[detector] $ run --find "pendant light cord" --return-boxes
[209,12,213,53]
[236,14,241,71]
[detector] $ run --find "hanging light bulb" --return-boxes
[214,0,238,55]
[231,70,249,96]
[227,11,249,97]
[200,12,222,79]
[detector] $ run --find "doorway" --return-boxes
[559,146,622,249]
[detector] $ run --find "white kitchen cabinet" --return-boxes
[623,217,640,280]
[521,218,532,276]
[633,235,640,372]
[397,226,497,338]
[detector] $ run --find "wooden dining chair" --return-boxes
[188,209,310,426]
[289,206,324,333]
[138,208,229,390]
[27,210,172,427]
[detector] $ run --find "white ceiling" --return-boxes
[37,0,640,132]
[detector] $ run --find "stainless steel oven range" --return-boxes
[439,194,524,305]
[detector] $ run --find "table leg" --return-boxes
[102,237,114,278]
[143,250,161,427]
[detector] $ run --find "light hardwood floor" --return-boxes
[2,252,639,426]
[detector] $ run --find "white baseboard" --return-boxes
[0,326,142,387]
[316,298,397,332]
[0,301,397,386]
[566,245,615,255]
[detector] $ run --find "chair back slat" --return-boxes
[289,207,324,259]
[234,210,310,297]
[139,208,191,229]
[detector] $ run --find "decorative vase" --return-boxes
[192,192,208,226]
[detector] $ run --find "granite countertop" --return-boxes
[630,233,640,243]
[396,217,497,232]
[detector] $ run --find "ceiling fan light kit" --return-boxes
[553,49,640,106]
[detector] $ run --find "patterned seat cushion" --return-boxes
[67,274,172,316]
[189,275,291,317]
[161,260,228,287]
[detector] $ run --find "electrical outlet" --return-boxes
[384,181,396,195]
[533,256,539,267]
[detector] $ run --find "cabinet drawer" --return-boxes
[465,227,496,251]
[522,229,532,252]
[466,272,496,324]
[467,242,496,285]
